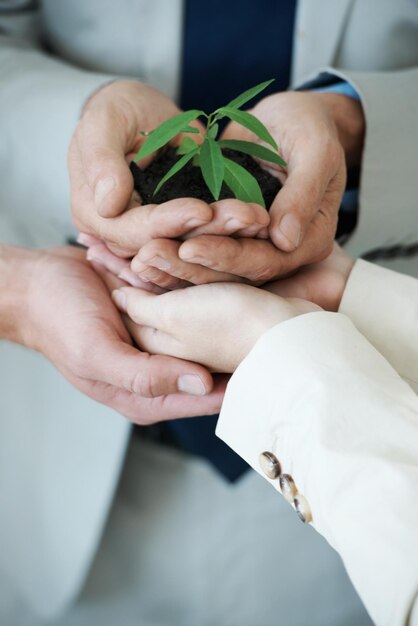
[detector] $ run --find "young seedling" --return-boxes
[133,79,286,208]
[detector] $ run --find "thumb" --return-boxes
[269,163,328,252]
[76,107,135,218]
[92,338,214,398]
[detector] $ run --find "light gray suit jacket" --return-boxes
[0,0,417,618]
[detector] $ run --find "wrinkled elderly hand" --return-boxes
[69,79,267,258]
[8,245,224,424]
[111,282,321,373]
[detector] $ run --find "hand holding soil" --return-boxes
[125,90,362,288]
[69,80,212,257]
[144,90,357,287]
[72,82,364,288]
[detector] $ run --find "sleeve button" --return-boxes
[294,494,312,524]
[279,474,298,503]
[259,451,281,479]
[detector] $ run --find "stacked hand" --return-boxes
[110,282,321,373]
[66,79,362,394]
[105,244,353,373]
[15,246,225,423]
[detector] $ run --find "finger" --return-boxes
[90,262,126,291]
[74,366,226,422]
[179,236,285,283]
[269,142,345,252]
[73,107,136,218]
[85,243,147,287]
[76,232,103,248]
[75,376,225,423]
[182,199,270,239]
[129,262,191,291]
[133,239,243,285]
[124,317,178,358]
[91,260,165,294]
[112,287,165,329]
[86,198,214,255]
[87,335,213,398]
[178,225,335,283]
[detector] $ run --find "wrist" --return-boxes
[0,245,42,346]
[335,254,356,311]
[234,295,311,369]
[81,79,175,118]
[315,92,365,168]
[81,79,119,117]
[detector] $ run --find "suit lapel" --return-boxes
[291,0,354,83]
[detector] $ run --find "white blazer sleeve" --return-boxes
[340,259,418,393]
[216,312,418,626]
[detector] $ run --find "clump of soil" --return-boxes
[130,148,281,208]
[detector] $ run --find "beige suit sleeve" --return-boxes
[0,32,115,238]
[320,67,418,262]
[340,259,418,393]
[216,312,418,626]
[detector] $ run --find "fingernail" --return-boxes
[76,233,94,248]
[185,217,207,229]
[177,375,207,396]
[118,269,150,288]
[86,250,105,266]
[150,256,171,271]
[279,214,301,249]
[180,254,209,266]
[95,176,116,209]
[112,289,127,312]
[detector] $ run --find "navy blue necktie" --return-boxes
[159,0,297,483]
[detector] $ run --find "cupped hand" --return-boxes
[80,196,270,289]
[117,90,363,287]
[264,243,355,311]
[24,246,224,423]
[69,80,271,258]
[111,282,321,373]
[69,79,213,256]
[223,90,351,254]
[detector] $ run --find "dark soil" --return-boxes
[130,148,281,208]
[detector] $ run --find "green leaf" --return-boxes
[208,123,219,139]
[179,125,200,134]
[220,139,287,167]
[135,110,204,161]
[177,136,198,155]
[153,148,199,196]
[225,79,275,110]
[223,157,265,208]
[216,107,278,150]
[200,139,224,200]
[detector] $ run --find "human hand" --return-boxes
[118,90,363,287]
[264,243,355,312]
[78,196,270,290]
[111,282,321,372]
[69,80,269,257]
[20,246,224,423]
